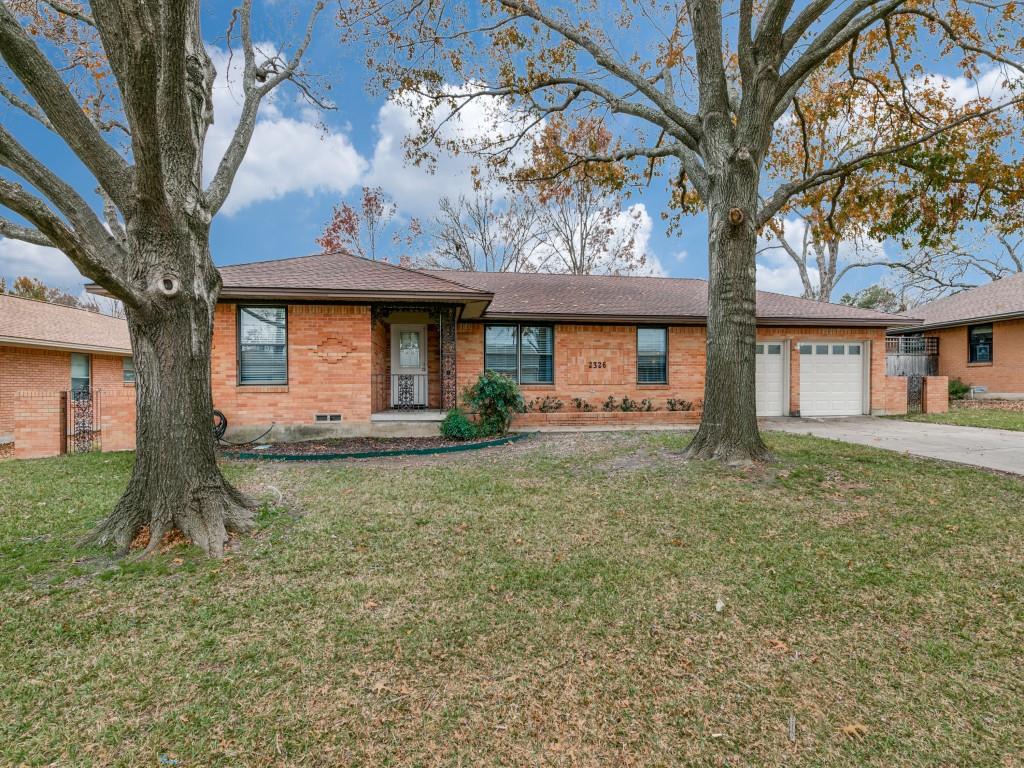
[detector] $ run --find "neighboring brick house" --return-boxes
[170,251,921,439]
[0,294,133,450]
[890,273,1024,399]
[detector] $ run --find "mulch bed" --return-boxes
[953,399,1024,412]
[219,434,509,459]
[0,443,13,461]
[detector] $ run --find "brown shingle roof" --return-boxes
[900,273,1024,330]
[424,270,919,326]
[0,294,130,353]
[218,251,490,300]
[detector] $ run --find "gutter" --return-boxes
[0,336,131,355]
[888,310,1024,334]
[473,312,922,328]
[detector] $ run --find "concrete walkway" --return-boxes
[762,416,1024,475]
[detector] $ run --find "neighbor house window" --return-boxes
[968,323,993,363]
[238,306,288,384]
[637,327,668,384]
[484,324,554,384]
[122,357,136,384]
[70,353,90,395]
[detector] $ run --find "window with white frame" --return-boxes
[484,324,554,384]
[238,306,288,384]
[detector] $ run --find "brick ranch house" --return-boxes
[889,272,1024,399]
[140,250,925,440]
[0,294,134,455]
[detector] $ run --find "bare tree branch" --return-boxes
[205,0,327,215]
[0,1,132,208]
[0,215,51,245]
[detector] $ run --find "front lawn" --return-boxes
[1,433,1022,766]
[900,404,1024,431]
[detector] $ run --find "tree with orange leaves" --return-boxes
[356,0,1024,461]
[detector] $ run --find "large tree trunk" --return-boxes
[87,222,254,556]
[686,162,772,463]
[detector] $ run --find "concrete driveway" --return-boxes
[762,416,1024,476]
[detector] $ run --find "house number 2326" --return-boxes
[587,361,607,369]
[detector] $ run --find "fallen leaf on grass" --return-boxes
[840,723,868,740]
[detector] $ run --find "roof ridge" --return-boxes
[916,271,1024,309]
[0,291,125,320]
[343,252,489,293]
[423,268,709,284]
[752,285,914,319]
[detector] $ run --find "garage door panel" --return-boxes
[799,342,865,417]
[755,343,785,417]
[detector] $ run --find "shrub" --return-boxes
[440,408,477,440]
[463,371,525,436]
[601,396,619,412]
[949,378,970,400]
[667,398,693,412]
[527,395,564,413]
[571,397,595,412]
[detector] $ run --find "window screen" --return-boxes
[71,353,90,395]
[968,324,993,363]
[520,326,554,384]
[484,325,518,380]
[239,306,288,384]
[637,327,667,384]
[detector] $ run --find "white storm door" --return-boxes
[391,324,427,407]
[799,342,865,416]
[755,342,786,416]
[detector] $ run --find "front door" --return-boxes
[391,324,428,408]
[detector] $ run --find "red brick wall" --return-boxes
[1,345,129,440]
[13,390,64,459]
[881,376,908,415]
[932,318,1024,395]
[456,323,894,414]
[99,388,137,451]
[922,376,949,414]
[211,303,373,428]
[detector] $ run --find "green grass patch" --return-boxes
[1,433,1022,766]
[899,406,1024,431]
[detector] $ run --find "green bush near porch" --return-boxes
[462,370,525,435]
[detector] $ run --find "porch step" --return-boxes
[371,409,446,422]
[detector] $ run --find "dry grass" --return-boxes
[1,432,1022,766]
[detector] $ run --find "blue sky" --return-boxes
[0,1,1006,302]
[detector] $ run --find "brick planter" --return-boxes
[512,410,701,428]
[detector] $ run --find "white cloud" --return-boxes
[626,204,666,276]
[918,65,1022,108]
[365,88,537,218]
[204,46,367,215]
[0,238,84,291]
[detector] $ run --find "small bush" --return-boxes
[949,378,970,400]
[440,408,477,440]
[463,371,525,436]
[527,395,564,413]
[667,398,693,412]
[571,397,595,412]
[601,396,619,412]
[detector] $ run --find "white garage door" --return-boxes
[799,342,865,416]
[755,342,786,416]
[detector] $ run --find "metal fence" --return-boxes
[65,389,101,453]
